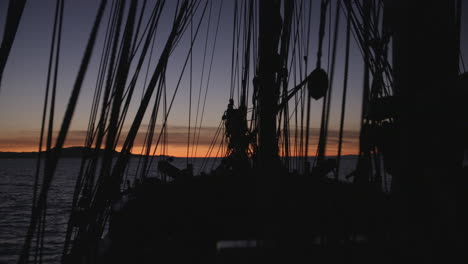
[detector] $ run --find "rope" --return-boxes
[85,0,200,249]
[0,0,27,91]
[142,0,209,176]
[30,0,63,262]
[62,0,119,258]
[193,0,223,158]
[187,10,194,165]
[305,0,328,172]
[131,0,148,55]
[336,8,351,180]
[18,1,108,263]
[191,0,213,159]
[317,0,340,162]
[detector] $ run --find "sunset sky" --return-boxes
[0,0,467,157]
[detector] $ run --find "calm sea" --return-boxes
[0,156,359,264]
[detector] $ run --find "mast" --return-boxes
[391,0,460,261]
[256,0,281,168]
[255,0,282,208]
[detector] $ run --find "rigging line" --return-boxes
[105,0,138,152]
[113,5,163,151]
[163,77,168,159]
[336,8,350,181]
[230,0,238,99]
[191,0,213,159]
[36,0,65,262]
[163,74,168,159]
[355,1,392,96]
[133,32,167,178]
[192,0,223,158]
[203,121,223,171]
[140,78,166,179]
[341,2,393,90]
[145,4,208,166]
[81,0,124,199]
[100,1,199,194]
[301,0,314,169]
[123,32,164,154]
[71,12,122,236]
[86,0,124,154]
[111,3,168,106]
[169,0,203,54]
[360,0,371,144]
[315,0,329,69]
[244,0,254,111]
[86,0,116,143]
[305,0,328,170]
[211,130,225,170]
[289,3,299,163]
[98,0,138,206]
[134,96,155,179]
[292,19,299,165]
[32,0,60,260]
[456,0,464,73]
[86,0,115,145]
[127,0,208,179]
[145,30,206,175]
[235,0,244,105]
[461,52,466,73]
[32,0,61,218]
[46,0,65,154]
[18,1,108,263]
[314,0,333,161]
[297,1,307,168]
[131,0,165,59]
[318,0,340,161]
[95,0,125,134]
[240,0,253,108]
[117,36,167,179]
[165,0,201,54]
[187,9,193,165]
[304,0,311,52]
[280,0,294,168]
[326,0,332,74]
[354,0,373,183]
[131,0,148,54]
[61,1,118,257]
[200,119,223,171]
[141,5,160,100]
[0,0,27,91]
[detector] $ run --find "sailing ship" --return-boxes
[0,0,462,263]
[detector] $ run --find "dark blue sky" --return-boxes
[0,0,466,155]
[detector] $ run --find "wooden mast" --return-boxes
[391,0,460,261]
[255,0,282,228]
[257,0,281,170]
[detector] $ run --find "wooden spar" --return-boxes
[256,0,282,207]
[256,0,281,167]
[391,0,460,262]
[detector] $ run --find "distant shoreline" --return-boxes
[0,146,357,159]
[0,146,173,159]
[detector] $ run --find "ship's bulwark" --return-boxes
[100,170,389,264]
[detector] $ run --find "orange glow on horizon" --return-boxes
[0,143,359,157]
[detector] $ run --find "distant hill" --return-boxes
[0,146,118,159]
[0,146,174,159]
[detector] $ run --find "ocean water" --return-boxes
[0,156,359,264]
